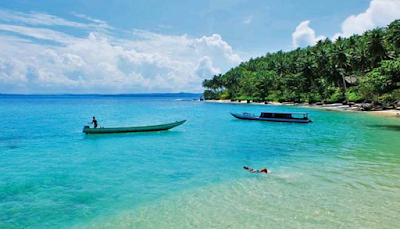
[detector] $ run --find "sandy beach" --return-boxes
[205,100,400,118]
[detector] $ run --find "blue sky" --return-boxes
[0,0,399,93]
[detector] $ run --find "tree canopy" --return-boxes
[203,20,400,104]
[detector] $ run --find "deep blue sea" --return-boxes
[1,95,399,229]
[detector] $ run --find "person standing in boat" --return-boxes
[89,116,98,128]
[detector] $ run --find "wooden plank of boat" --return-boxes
[230,112,312,123]
[83,120,186,134]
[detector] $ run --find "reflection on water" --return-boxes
[83,130,183,140]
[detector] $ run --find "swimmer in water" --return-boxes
[243,166,268,174]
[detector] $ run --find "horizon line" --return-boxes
[0,92,202,96]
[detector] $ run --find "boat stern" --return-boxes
[83,125,90,133]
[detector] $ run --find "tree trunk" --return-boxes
[341,75,348,104]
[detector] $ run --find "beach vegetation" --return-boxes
[203,19,400,104]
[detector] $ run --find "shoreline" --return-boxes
[205,100,400,118]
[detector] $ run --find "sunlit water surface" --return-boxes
[0,95,399,229]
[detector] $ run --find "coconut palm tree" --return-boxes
[366,28,387,67]
[315,48,331,99]
[330,42,350,102]
[351,41,369,74]
[385,20,400,57]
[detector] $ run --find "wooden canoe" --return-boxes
[83,120,186,134]
[230,112,312,123]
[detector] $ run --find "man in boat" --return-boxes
[243,166,268,174]
[89,116,98,128]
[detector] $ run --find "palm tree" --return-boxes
[330,42,349,102]
[366,28,387,67]
[224,69,242,98]
[315,48,331,99]
[202,74,224,94]
[275,57,287,77]
[385,20,400,57]
[301,51,317,88]
[254,70,275,100]
[352,41,369,74]
[323,38,333,46]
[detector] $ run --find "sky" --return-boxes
[0,0,399,94]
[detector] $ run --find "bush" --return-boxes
[220,91,230,100]
[307,92,322,103]
[234,95,255,100]
[267,93,282,102]
[326,88,345,103]
[378,89,400,102]
[346,92,363,102]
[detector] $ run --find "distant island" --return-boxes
[202,19,400,109]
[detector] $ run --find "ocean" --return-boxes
[1,94,399,229]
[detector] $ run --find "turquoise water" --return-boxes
[1,95,399,229]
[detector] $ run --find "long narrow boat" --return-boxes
[83,120,186,134]
[230,112,312,123]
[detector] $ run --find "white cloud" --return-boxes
[292,20,325,48]
[0,24,80,44]
[0,9,110,30]
[70,12,113,30]
[243,15,253,24]
[195,56,221,79]
[194,34,242,64]
[338,0,400,38]
[0,11,242,93]
[157,24,172,29]
[0,9,85,27]
[293,0,400,45]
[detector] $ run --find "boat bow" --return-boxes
[83,120,186,134]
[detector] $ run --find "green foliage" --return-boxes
[220,91,230,100]
[326,88,345,103]
[202,19,400,103]
[377,89,400,103]
[307,91,323,104]
[234,95,257,100]
[203,90,221,100]
[385,20,400,57]
[346,92,363,102]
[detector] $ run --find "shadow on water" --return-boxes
[8,145,19,149]
[368,125,400,131]
[1,144,19,150]
[82,130,183,140]
[0,139,20,150]
[231,118,310,126]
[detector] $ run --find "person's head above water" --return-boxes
[260,168,268,173]
[93,116,96,119]
[243,166,249,169]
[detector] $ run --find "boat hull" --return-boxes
[83,120,186,134]
[230,112,311,123]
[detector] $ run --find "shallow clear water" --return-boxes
[1,95,399,229]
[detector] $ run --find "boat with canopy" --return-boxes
[230,112,312,123]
